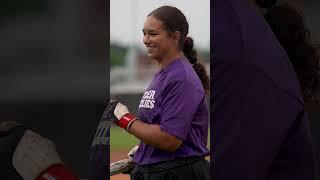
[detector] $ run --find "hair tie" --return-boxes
[184,37,190,44]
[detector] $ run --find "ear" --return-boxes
[173,31,181,44]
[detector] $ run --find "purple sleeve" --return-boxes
[159,80,203,141]
[212,62,314,180]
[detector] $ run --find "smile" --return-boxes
[147,47,155,52]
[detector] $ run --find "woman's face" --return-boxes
[143,16,178,61]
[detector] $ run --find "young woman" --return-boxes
[106,6,210,180]
[213,0,320,179]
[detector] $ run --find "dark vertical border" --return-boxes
[304,1,320,179]
[106,0,110,178]
[210,0,214,180]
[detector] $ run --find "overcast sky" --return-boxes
[110,0,210,50]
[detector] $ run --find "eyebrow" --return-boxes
[142,29,158,33]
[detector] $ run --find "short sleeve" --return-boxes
[159,80,203,141]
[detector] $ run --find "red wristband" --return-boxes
[118,113,137,130]
[37,165,79,180]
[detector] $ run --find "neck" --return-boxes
[156,51,183,70]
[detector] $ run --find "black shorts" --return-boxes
[130,156,210,180]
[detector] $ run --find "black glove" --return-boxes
[101,100,138,131]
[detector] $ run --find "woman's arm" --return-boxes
[128,120,182,152]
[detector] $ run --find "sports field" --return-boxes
[110,126,211,150]
[110,127,138,180]
[110,126,139,151]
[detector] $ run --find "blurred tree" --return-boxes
[198,49,210,62]
[110,43,128,67]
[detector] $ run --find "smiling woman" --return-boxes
[143,6,210,94]
[142,16,182,69]
[107,5,210,180]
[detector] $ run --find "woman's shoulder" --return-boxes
[161,61,204,94]
[161,58,189,81]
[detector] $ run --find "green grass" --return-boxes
[110,126,139,151]
[110,126,211,151]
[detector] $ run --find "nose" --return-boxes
[143,34,150,46]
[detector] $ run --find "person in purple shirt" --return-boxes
[105,6,210,180]
[212,0,320,179]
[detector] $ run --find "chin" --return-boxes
[147,52,161,61]
[147,53,156,59]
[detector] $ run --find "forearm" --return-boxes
[104,101,182,152]
[128,120,182,152]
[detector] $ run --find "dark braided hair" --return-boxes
[257,1,320,103]
[183,37,210,94]
[148,6,210,94]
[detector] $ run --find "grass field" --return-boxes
[110,126,139,151]
[110,126,211,151]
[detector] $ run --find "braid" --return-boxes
[193,63,210,95]
[183,37,210,94]
[183,37,198,64]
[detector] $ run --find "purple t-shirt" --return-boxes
[212,0,315,179]
[133,57,209,165]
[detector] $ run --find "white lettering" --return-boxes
[149,100,155,109]
[138,90,156,109]
[149,90,155,99]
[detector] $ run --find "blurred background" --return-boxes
[0,0,319,179]
[289,0,320,178]
[110,0,210,179]
[0,0,108,178]
[302,1,320,178]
